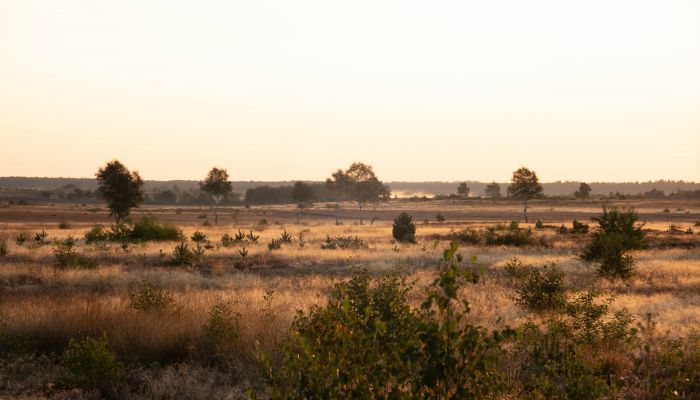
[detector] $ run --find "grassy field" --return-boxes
[0,199,698,399]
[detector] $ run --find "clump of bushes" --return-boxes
[61,335,124,395]
[320,235,368,250]
[83,217,183,244]
[392,212,416,243]
[581,207,646,280]
[434,222,549,247]
[190,230,207,243]
[265,244,513,399]
[129,281,174,311]
[571,219,590,234]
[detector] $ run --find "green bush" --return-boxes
[61,335,124,394]
[593,234,636,280]
[129,216,183,242]
[34,230,49,245]
[170,242,204,266]
[15,233,27,246]
[571,219,590,234]
[484,221,538,247]
[129,281,174,311]
[435,212,446,222]
[191,230,207,243]
[203,302,241,363]
[265,244,514,399]
[58,220,71,229]
[513,263,567,313]
[267,238,282,251]
[84,225,109,244]
[581,207,646,261]
[392,212,416,243]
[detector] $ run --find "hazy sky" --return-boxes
[1,0,698,182]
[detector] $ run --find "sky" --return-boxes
[1,0,698,182]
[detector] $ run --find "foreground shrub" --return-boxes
[265,244,514,399]
[320,235,368,250]
[392,212,416,243]
[129,281,174,311]
[581,207,646,261]
[84,225,109,244]
[594,234,636,280]
[61,335,124,395]
[129,216,183,242]
[202,302,241,365]
[513,263,567,313]
[484,221,540,247]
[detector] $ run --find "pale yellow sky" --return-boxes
[1,0,699,182]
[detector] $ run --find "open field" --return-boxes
[0,199,699,399]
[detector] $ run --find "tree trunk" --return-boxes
[522,199,528,223]
[358,202,363,225]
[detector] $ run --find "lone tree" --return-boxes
[574,182,592,199]
[200,167,233,225]
[292,181,316,208]
[326,162,389,225]
[507,167,543,223]
[484,182,502,199]
[95,160,144,223]
[457,182,470,198]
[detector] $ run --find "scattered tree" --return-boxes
[507,167,543,223]
[484,182,502,199]
[457,182,470,198]
[95,160,144,223]
[292,181,315,207]
[200,167,233,225]
[326,162,389,225]
[574,183,592,199]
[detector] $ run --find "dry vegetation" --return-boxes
[0,199,699,399]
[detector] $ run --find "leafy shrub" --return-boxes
[84,225,109,244]
[266,244,513,399]
[53,237,98,269]
[320,235,368,250]
[203,302,241,362]
[392,212,416,243]
[513,263,567,313]
[435,212,445,222]
[170,242,204,266]
[593,234,636,280]
[58,220,71,229]
[129,216,183,242]
[129,281,174,311]
[190,230,207,243]
[15,233,27,246]
[221,233,236,247]
[61,335,124,394]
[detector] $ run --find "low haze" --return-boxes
[1,0,698,182]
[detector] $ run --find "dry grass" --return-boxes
[0,199,698,398]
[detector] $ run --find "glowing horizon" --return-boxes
[1,0,698,182]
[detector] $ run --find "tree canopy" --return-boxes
[95,160,144,223]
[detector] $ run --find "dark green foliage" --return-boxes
[15,233,27,246]
[170,242,204,266]
[58,220,71,229]
[484,221,538,247]
[279,230,293,244]
[129,281,174,311]
[203,302,241,362]
[53,237,98,269]
[320,235,367,250]
[34,230,49,245]
[61,335,124,394]
[220,233,236,247]
[508,167,544,222]
[267,238,282,251]
[435,212,445,222]
[513,263,567,313]
[571,219,590,234]
[84,225,109,244]
[392,212,416,243]
[574,182,592,199]
[95,160,144,223]
[200,167,233,225]
[266,244,513,399]
[292,181,315,206]
[581,207,647,261]
[191,230,207,243]
[129,216,183,242]
[581,207,645,280]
